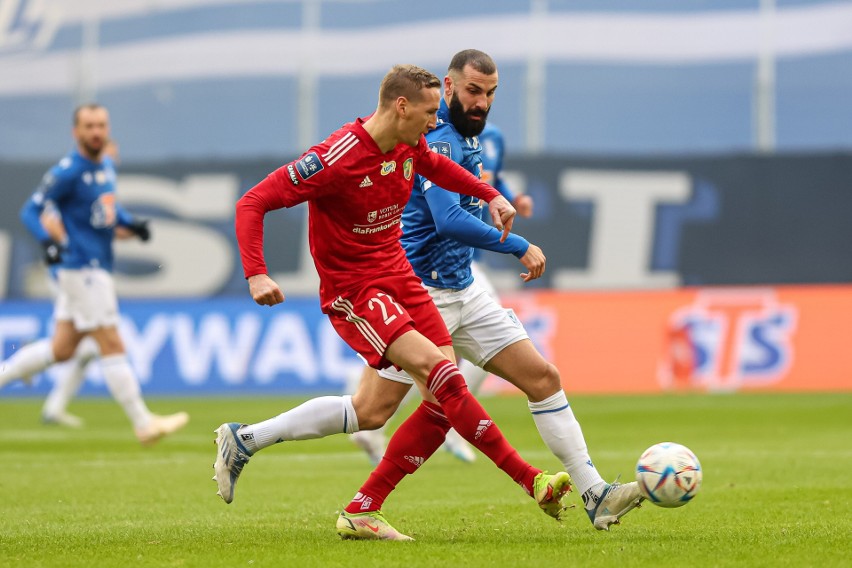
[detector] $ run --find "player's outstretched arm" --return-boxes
[248,274,285,306]
[518,243,546,282]
[487,194,516,242]
[513,194,534,218]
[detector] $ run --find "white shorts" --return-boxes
[378,278,527,385]
[470,260,498,300]
[53,267,120,332]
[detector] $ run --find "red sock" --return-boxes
[345,401,451,514]
[427,359,540,495]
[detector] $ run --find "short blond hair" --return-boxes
[378,65,441,108]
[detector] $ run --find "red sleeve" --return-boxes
[235,170,291,279]
[416,139,500,202]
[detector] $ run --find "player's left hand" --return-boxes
[519,243,546,282]
[128,219,151,242]
[513,194,534,218]
[488,195,516,242]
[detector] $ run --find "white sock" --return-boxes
[100,354,152,430]
[458,358,490,395]
[42,365,85,417]
[242,395,359,453]
[74,337,101,364]
[42,337,99,417]
[528,391,606,501]
[0,338,55,388]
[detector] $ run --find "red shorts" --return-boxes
[326,272,451,369]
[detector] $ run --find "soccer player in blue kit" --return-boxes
[337,50,644,538]
[0,104,189,445]
[15,141,138,428]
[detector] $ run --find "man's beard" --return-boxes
[80,140,103,159]
[448,93,489,138]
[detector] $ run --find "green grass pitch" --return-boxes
[1,392,849,567]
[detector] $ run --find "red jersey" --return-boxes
[235,118,500,309]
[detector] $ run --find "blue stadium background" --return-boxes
[1,0,851,396]
[1,0,851,161]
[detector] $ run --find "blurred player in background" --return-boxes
[347,121,535,464]
[340,49,643,533]
[216,63,571,540]
[22,140,134,428]
[0,104,189,445]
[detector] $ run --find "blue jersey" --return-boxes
[401,99,529,289]
[479,123,515,203]
[20,150,128,272]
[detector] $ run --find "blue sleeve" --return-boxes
[115,203,134,227]
[424,183,529,258]
[486,127,515,202]
[19,197,50,242]
[19,166,70,243]
[20,166,68,243]
[493,174,516,203]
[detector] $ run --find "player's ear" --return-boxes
[443,75,454,98]
[396,96,408,117]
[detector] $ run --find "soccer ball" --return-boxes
[635,442,702,508]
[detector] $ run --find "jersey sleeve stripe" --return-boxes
[324,132,359,165]
[325,131,356,157]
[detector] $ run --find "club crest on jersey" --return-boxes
[380,161,396,176]
[367,210,377,223]
[429,141,452,159]
[403,158,413,180]
[295,152,324,180]
[90,193,116,228]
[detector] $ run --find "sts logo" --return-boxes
[660,289,798,392]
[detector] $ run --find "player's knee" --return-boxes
[407,354,452,385]
[543,363,562,393]
[525,362,562,400]
[52,343,77,362]
[356,408,393,430]
[353,396,398,430]
[96,338,125,356]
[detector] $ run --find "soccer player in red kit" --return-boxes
[215,64,571,540]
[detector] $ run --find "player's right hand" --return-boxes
[248,273,285,306]
[41,239,63,265]
[128,218,151,242]
[519,243,546,282]
[488,195,516,242]
[513,194,534,218]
